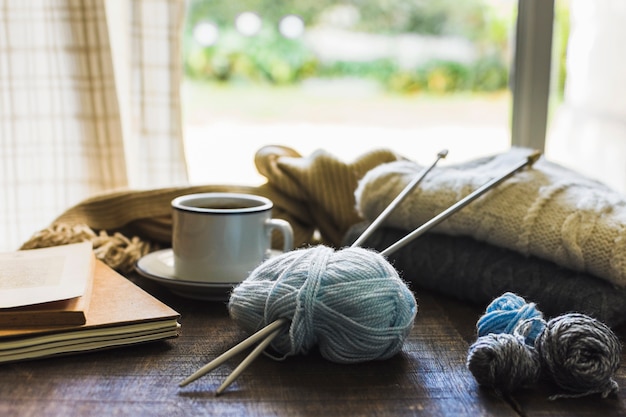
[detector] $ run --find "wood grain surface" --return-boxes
[0,274,624,417]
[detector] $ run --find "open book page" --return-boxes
[0,242,94,308]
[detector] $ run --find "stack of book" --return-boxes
[0,242,180,364]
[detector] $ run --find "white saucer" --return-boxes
[135,248,237,301]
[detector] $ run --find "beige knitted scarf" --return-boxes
[355,147,626,288]
[21,145,404,273]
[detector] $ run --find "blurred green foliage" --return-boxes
[554,0,570,99]
[185,27,318,84]
[182,1,532,94]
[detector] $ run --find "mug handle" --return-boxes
[265,218,294,252]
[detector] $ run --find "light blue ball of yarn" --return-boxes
[228,245,418,364]
[476,292,545,345]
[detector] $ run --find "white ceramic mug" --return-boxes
[171,193,294,283]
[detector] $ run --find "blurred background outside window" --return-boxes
[181,0,570,185]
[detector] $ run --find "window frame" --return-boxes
[511,0,555,151]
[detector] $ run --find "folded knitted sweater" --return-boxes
[343,224,626,327]
[354,147,626,287]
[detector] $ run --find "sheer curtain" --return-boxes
[546,0,626,194]
[0,0,188,251]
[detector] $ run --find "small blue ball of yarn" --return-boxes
[477,292,545,345]
[228,245,418,364]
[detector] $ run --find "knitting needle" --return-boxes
[178,317,288,387]
[350,149,448,248]
[380,150,541,257]
[215,326,282,396]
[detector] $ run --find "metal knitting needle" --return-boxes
[351,149,448,248]
[380,150,542,257]
[179,317,288,387]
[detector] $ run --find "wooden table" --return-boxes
[1,273,624,417]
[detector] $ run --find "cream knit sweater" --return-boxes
[355,147,626,288]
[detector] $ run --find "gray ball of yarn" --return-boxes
[535,313,622,398]
[467,333,542,393]
[228,245,418,364]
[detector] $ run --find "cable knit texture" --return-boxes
[355,147,626,287]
